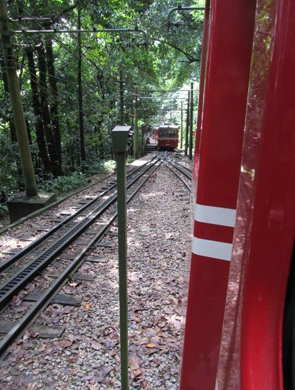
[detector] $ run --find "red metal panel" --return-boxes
[241,1,295,388]
[194,221,234,244]
[157,126,178,149]
[180,1,255,389]
[217,0,295,389]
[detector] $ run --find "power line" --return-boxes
[137,96,188,100]
[11,27,148,40]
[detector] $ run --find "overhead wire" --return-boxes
[3,3,190,128]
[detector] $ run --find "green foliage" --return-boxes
[127,156,135,164]
[103,160,116,171]
[37,172,88,195]
[37,159,114,196]
[0,203,8,217]
[1,0,203,194]
[0,130,19,194]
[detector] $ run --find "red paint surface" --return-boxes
[193,221,234,244]
[156,126,178,149]
[239,1,295,388]
[180,1,255,389]
[181,256,230,390]
[157,138,178,149]
[217,1,295,389]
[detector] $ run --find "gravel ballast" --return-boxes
[0,161,193,389]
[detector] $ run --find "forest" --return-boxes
[0,0,204,216]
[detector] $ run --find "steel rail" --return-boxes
[0,159,155,273]
[170,160,193,180]
[175,161,193,173]
[0,158,160,309]
[164,162,192,192]
[0,160,162,358]
[0,171,116,237]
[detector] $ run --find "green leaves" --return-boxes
[1,0,203,194]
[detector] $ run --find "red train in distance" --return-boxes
[155,124,178,150]
[180,0,295,389]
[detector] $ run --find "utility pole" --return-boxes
[180,101,183,149]
[112,126,131,390]
[0,0,37,196]
[77,3,86,162]
[189,82,194,160]
[185,91,190,156]
[134,91,139,158]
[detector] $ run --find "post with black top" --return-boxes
[112,125,131,390]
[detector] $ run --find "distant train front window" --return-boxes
[159,128,177,137]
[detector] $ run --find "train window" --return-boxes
[159,128,169,136]
[159,128,177,137]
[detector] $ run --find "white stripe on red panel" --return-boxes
[192,237,233,261]
[195,203,236,227]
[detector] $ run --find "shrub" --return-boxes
[37,172,88,195]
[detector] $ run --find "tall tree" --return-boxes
[77,2,86,162]
[0,0,37,196]
[45,36,62,171]
[0,53,16,143]
[26,46,51,173]
[37,43,62,176]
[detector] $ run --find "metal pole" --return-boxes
[189,82,194,160]
[116,151,128,390]
[185,91,190,156]
[112,126,131,390]
[0,0,37,196]
[181,101,183,149]
[134,91,139,158]
[167,5,205,28]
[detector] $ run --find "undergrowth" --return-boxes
[0,204,8,218]
[0,160,116,218]
[37,172,88,195]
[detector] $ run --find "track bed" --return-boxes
[0,154,192,390]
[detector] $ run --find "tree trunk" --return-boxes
[0,53,17,142]
[0,0,37,196]
[1,50,24,188]
[77,4,86,163]
[26,47,51,173]
[25,119,32,144]
[45,37,62,172]
[37,43,62,176]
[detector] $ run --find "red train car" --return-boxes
[156,124,178,150]
[181,0,295,389]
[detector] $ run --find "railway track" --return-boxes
[0,156,157,274]
[0,152,192,359]
[0,156,161,357]
[162,154,192,192]
[0,157,158,249]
